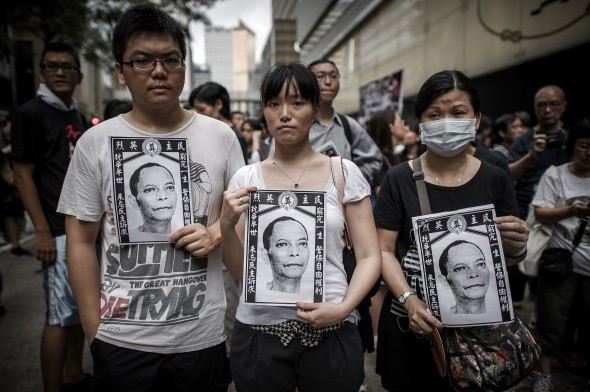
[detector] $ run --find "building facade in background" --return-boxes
[5,0,588,127]
[203,22,259,116]
[260,0,299,70]
[205,25,234,90]
[295,0,590,126]
[233,22,256,92]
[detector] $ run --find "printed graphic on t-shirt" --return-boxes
[243,190,326,305]
[100,241,209,327]
[189,160,212,225]
[412,204,514,327]
[111,137,193,244]
[65,120,85,158]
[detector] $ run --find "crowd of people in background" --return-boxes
[0,4,588,392]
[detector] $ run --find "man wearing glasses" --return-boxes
[10,42,90,392]
[307,59,381,185]
[506,85,570,314]
[57,5,243,391]
[508,85,570,220]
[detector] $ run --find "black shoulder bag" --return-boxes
[540,217,587,277]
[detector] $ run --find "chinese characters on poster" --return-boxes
[243,190,326,306]
[111,137,193,244]
[412,204,514,327]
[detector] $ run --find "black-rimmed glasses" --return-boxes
[42,62,79,73]
[534,101,563,110]
[119,57,185,71]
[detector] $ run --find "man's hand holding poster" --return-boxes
[412,204,514,327]
[243,190,326,306]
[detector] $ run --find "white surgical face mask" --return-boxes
[419,118,476,157]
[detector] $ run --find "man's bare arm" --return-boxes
[65,216,101,343]
[13,161,56,263]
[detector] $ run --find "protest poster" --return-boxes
[412,204,514,327]
[243,190,326,306]
[111,137,193,245]
[358,69,403,127]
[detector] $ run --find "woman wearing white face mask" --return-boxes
[373,70,530,391]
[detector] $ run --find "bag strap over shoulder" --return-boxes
[331,156,352,248]
[338,114,353,146]
[411,156,432,215]
[554,165,586,251]
[410,156,446,377]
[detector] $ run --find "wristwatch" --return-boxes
[398,291,416,304]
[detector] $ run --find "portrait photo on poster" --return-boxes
[111,137,193,244]
[243,190,326,306]
[412,204,514,327]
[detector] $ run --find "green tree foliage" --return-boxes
[0,0,219,64]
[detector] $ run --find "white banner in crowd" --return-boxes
[358,70,403,128]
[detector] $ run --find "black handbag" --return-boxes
[539,219,586,278]
[539,248,573,277]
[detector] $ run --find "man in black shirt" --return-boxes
[11,42,90,392]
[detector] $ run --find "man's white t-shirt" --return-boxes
[58,112,244,353]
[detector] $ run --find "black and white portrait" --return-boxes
[128,162,178,235]
[262,216,311,294]
[413,204,514,327]
[438,240,491,315]
[244,190,326,305]
[111,137,192,244]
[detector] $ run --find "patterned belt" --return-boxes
[249,320,345,347]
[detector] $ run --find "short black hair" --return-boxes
[260,62,320,109]
[414,70,481,119]
[129,162,174,198]
[308,59,338,71]
[262,216,307,251]
[189,82,231,120]
[491,112,517,144]
[477,114,492,134]
[439,240,485,277]
[242,118,261,131]
[111,4,187,63]
[40,42,81,69]
[566,117,590,156]
[514,111,530,127]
